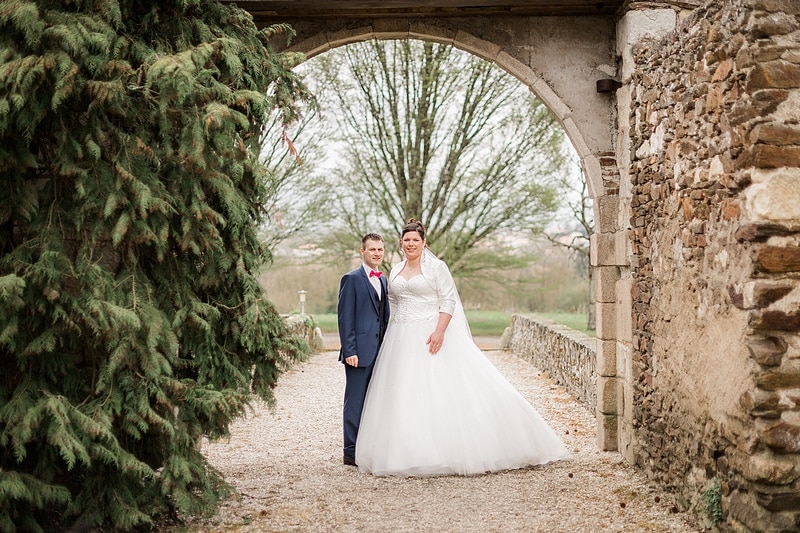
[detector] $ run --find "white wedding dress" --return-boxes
[355,263,569,476]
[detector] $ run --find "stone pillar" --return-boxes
[591,199,631,451]
[613,6,677,460]
[594,264,620,451]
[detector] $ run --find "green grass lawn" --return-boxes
[535,312,594,335]
[310,311,594,336]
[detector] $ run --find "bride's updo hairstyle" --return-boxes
[401,218,426,240]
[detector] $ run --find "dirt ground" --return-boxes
[182,343,703,532]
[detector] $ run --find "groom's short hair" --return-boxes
[361,233,383,247]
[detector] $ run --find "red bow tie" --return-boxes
[369,270,382,278]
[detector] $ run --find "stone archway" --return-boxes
[270,18,629,452]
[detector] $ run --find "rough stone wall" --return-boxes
[509,314,597,411]
[626,0,800,529]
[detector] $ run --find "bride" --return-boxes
[355,219,569,476]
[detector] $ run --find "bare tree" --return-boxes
[301,39,569,275]
[258,107,331,252]
[544,160,595,329]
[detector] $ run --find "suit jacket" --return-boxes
[337,266,390,367]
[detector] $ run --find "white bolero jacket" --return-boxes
[387,248,471,336]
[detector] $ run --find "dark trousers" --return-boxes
[343,362,375,458]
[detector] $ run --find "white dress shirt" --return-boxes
[362,264,382,299]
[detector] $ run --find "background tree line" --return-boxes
[259,236,590,318]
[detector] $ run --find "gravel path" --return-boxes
[185,347,701,532]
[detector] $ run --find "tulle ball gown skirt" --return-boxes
[355,315,570,477]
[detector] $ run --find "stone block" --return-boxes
[729,285,745,309]
[756,370,800,390]
[728,489,798,532]
[740,389,783,418]
[453,30,500,61]
[730,281,795,309]
[752,0,800,15]
[326,27,374,49]
[596,412,618,451]
[594,266,620,303]
[291,33,331,57]
[747,60,800,91]
[590,232,612,266]
[616,278,633,343]
[735,222,797,242]
[591,231,628,267]
[408,22,456,44]
[750,281,794,308]
[756,490,800,512]
[747,336,789,367]
[730,451,799,484]
[532,78,572,125]
[615,231,630,266]
[581,153,604,198]
[597,376,619,414]
[763,421,800,452]
[730,89,789,125]
[562,116,590,157]
[596,195,619,233]
[712,58,734,82]
[722,198,741,221]
[496,51,536,87]
[596,302,616,340]
[745,169,800,223]
[617,420,635,463]
[752,309,800,331]
[706,84,724,112]
[748,11,800,36]
[617,341,632,382]
[750,123,800,146]
[745,145,800,169]
[597,339,617,377]
[755,246,800,273]
[371,19,410,40]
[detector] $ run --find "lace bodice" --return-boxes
[388,275,441,323]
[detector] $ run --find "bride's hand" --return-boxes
[426,330,444,355]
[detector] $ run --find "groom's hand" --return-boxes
[345,355,359,367]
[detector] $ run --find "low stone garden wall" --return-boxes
[509,314,596,411]
[283,314,326,353]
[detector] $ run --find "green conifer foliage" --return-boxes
[0,1,310,530]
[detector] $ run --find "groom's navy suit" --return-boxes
[338,266,390,461]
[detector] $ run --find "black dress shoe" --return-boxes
[343,455,357,466]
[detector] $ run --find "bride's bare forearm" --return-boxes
[435,312,452,334]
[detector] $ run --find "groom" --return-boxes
[337,233,390,466]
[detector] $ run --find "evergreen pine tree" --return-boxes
[0,1,310,530]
